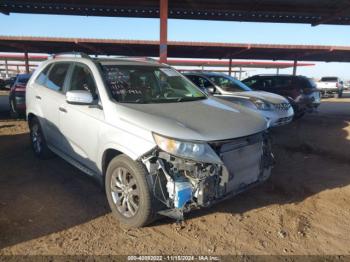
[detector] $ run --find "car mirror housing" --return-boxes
[205,86,216,94]
[66,90,94,105]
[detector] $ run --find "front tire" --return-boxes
[29,117,53,159]
[105,155,155,227]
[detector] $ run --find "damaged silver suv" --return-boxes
[26,53,274,227]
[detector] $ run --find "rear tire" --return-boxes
[9,98,19,119]
[105,154,156,228]
[29,117,53,159]
[294,112,305,120]
[337,90,343,98]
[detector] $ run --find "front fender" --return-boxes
[97,136,156,172]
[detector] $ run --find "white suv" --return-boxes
[26,53,274,227]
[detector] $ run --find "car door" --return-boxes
[59,62,105,173]
[34,62,72,151]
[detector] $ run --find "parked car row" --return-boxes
[19,53,321,228]
[185,72,294,127]
[242,74,321,119]
[0,78,6,89]
[9,73,32,117]
[0,76,16,90]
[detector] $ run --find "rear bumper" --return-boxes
[318,88,339,94]
[10,93,26,111]
[291,92,321,113]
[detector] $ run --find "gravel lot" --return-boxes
[0,90,350,255]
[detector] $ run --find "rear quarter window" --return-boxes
[35,64,52,86]
[46,63,71,92]
[299,77,317,89]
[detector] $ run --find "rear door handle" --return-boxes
[35,95,41,100]
[59,107,67,113]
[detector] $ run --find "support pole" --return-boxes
[5,58,8,78]
[228,57,233,76]
[17,65,19,73]
[24,52,29,74]
[276,68,280,75]
[159,0,168,63]
[293,59,297,76]
[238,67,242,80]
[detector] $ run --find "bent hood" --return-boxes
[115,97,267,142]
[233,91,288,104]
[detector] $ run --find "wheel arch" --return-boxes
[27,112,36,124]
[101,148,123,179]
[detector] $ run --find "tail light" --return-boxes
[302,88,313,95]
[12,83,26,92]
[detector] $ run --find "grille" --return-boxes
[274,116,293,126]
[274,102,291,111]
[210,133,264,193]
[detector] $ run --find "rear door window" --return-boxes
[272,77,294,89]
[257,77,274,90]
[46,63,71,92]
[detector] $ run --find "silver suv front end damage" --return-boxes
[141,132,274,221]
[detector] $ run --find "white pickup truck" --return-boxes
[317,77,344,98]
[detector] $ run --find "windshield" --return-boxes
[101,65,207,104]
[17,74,31,84]
[208,75,252,92]
[321,77,338,82]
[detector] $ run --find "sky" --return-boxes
[1,13,350,79]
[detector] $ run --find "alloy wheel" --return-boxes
[31,124,42,154]
[110,167,140,218]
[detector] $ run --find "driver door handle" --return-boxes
[59,107,67,113]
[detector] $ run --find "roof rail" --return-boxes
[115,56,159,63]
[49,52,92,60]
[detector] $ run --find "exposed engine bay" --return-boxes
[141,132,274,221]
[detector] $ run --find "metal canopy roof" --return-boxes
[1,0,350,25]
[0,36,349,62]
[0,54,314,69]
[164,60,314,69]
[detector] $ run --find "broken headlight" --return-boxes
[153,133,222,164]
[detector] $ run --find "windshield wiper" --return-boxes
[176,97,206,102]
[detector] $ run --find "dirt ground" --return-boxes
[0,91,350,255]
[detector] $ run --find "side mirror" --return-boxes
[205,86,216,94]
[66,90,93,105]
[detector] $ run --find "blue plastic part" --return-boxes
[175,186,192,208]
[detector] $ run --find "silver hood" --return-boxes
[116,97,267,142]
[232,91,288,104]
